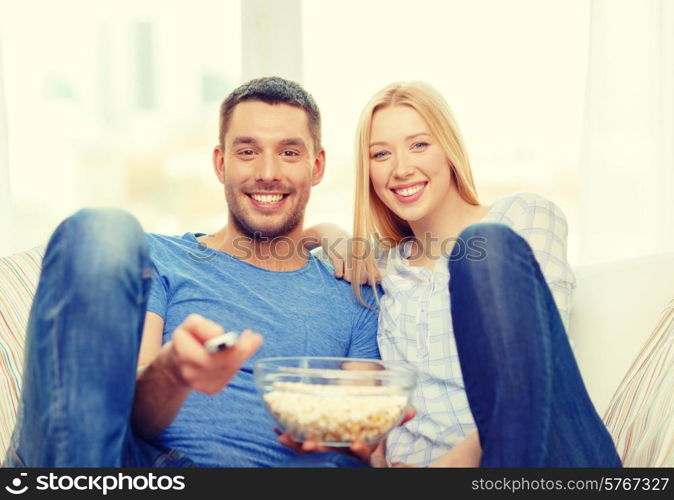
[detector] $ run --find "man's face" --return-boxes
[216,101,325,239]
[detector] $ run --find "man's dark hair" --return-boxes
[218,76,322,153]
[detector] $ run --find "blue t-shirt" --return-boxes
[144,232,380,467]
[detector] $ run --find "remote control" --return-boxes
[204,331,240,353]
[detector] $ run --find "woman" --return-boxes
[308,81,621,467]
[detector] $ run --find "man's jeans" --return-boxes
[2,208,365,468]
[3,209,621,467]
[3,208,195,467]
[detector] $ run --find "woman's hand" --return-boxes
[277,406,416,467]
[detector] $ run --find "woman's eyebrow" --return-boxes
[405,132,431,141]
[370,132,430,148]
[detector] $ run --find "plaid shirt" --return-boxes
[379,192,576,466]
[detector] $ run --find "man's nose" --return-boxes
[255,154,281,183]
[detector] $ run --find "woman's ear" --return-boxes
[311,148,326,186]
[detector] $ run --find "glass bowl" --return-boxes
[254,357,417,447]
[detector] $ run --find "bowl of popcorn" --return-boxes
[254,357,417,447]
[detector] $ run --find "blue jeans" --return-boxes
[2,208,362,468]
[449,223,622,467]
[3,208,196,467]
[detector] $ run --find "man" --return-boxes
[3,77,379,468]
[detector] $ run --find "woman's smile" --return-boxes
[390,181,428,203]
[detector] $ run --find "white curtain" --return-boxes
[241,0,302,82]
[579,0,674,265]
[0,33,11,256]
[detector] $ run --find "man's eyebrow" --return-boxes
[278,137,308,149]
[369,132,430,148]
[231,136,258,147]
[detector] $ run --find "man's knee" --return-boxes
[65,207,144,244]
[53,207,148,282]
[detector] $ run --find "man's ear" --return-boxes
[311,148,326,186]
[213,145,225,184]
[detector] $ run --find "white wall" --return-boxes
[0,0,672,264]
[0,34,10,256]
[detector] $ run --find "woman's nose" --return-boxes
[391,155,415,179]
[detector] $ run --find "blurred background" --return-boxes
[0,0,672,266]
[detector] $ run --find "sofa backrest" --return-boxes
[0,244,45,458]
[569,252,674,417]
[0,246,672,465]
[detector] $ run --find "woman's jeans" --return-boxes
[449,223,622,467]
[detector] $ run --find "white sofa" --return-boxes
[570,253,674,415]
[1,245,672,466]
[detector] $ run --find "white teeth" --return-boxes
[250,194,284,204]
[393,184,424,197]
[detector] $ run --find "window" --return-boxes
[0,0,241,251]
[302,0,589,263]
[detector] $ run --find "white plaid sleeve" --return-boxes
[510,193,576,332]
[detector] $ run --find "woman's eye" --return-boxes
[371,151,390,160]
[412,142,429,150]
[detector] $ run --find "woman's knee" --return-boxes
[449,223,531,272]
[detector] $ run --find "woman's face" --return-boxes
[368,105,452,224]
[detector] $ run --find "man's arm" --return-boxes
[131,312,263,441]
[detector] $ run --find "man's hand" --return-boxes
[326,238,381,285]
[277,406,416,467]
[301,223,380,285]
[157,313,263,394]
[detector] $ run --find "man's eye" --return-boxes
[412,142,429,150]
[238,149,256,156]
[281,150,300,157]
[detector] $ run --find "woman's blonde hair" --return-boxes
[351,81,480,305]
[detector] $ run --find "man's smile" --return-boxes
[246,192,290,210]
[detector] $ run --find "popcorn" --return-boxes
[263,382,409,445]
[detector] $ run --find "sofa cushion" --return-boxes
[570,253,674,416]
[0,245,45,458]
[603,300,673,467]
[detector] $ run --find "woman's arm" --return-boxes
[428,431,482,467]
[391,431,482,468]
